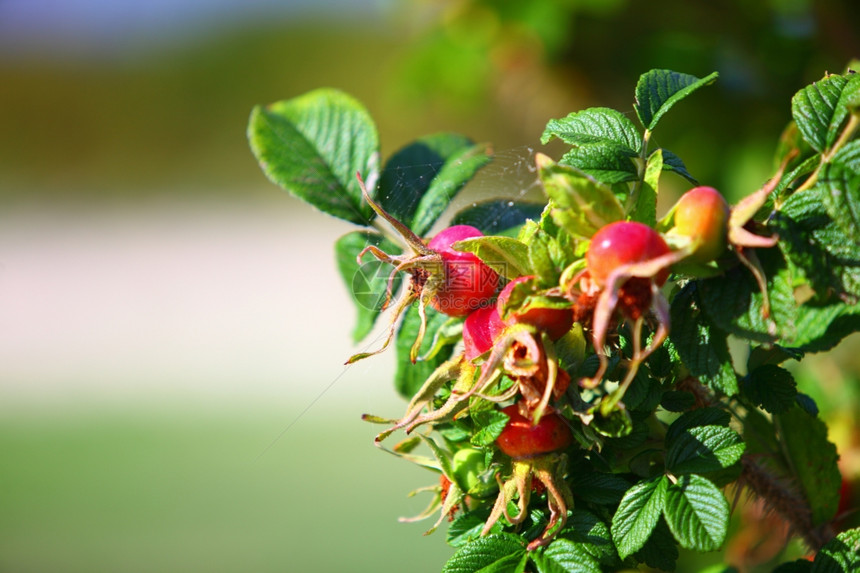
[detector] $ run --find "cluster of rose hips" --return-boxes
[358,172,776,549]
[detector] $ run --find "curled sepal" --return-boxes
[583,249,684,390]
[726,155,794,322]
[481,454,573,551]
[364,356,464,444]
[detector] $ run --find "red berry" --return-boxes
[671,186,730,262]
[586,221,671,287]
[428,225,499,317]
[496,404,573,459]
[497,276,573,340]
[463,305,505,361]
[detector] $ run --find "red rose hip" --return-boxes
[496,276,573,340]
[586,221,671,287]
[428,225,499,317]
[670,186,730,263]
[462,305,505,361]
[496,404,573,459]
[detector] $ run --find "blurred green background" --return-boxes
[1,1,859,571]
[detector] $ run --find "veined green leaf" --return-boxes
[776,406,842,526]
[442,533,528,573]
[447,511,502,548]
[541,107,642,152]
[669,284,739,396]
[743,365,798,414]
[774,186,860,300]
[412,142,493,236]
[661,148,698,184]
[470,408,510,447]
[248,89,379,225]
[665,407,731,444]
[663,474,729,552]
[791,72,860,153]
[378,133,486,234]
[569,472,631,506]
[559,145,639,185]
[451,200,545,236]
[697,248,798,345]
[812,527,860,573]
[334,231,401,342]
[537,154,624,239]
[454,236,530,279]
[634,70,719,131]
[665,425,745,475]
[531,539,602,573]
[632,519,679,572]
[819,140,860,238]
[558,510,620,568]
[611,475,669,559]
[629,148,661,226]
[526,227,563,287]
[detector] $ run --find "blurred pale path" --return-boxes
[0,199,399,411]
[0,199,455,572]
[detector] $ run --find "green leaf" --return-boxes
[743,365,798,414]
[570,472,631,506]
[559,509,620,567]
[665,407,732,444]
[447,510,502,548]
[451,200,545,236]
[394,304,459,399]
[697,251,798,344]
[454,236,531,279]
[470,408,510,447]
[773,187,860,301]
[791,72,860,153]
[541,107,642,152]
[631,518,679,572]
[792,303,860,352]
[665,425,745,475]
[537,155,624,239]
[634,70,719,131]
[663,474,729,552]
[661,148,698,183]
[660,390,697,412]
[559,145,639,185]
[669,283,739,396]
[532,539,602,573]
[334,231,401,342]
[526,226,563,286]
[611,475,669,559]
[248,89,379,225]
[812,527,860,573]
[819,140,860,238]
[378,133,489,236]
[442,534,528,573]
[409,142,491,236]
[776,406,842,526]
[629,148,661,227]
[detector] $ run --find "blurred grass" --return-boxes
[0,406,454,573]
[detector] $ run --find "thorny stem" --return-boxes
[682,377,838,552]
[739,455,835,551]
